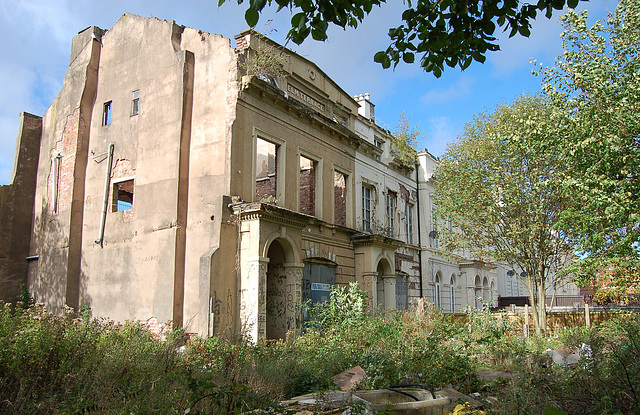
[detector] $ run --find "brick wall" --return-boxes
[299,167,315,215]
[256,176,276,201]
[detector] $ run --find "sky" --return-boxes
[0,0,617,184]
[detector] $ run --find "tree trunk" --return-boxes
[527,281,541,334]
[526,270,547,335]
[537,279,547,334]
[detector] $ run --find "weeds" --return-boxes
[0,293,638,414]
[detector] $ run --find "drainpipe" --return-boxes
[95,143,114,246]
[415,161,423,298]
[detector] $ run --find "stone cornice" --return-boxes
[241,76,361,150]
[351,232,405,249]
[231,202,359,238]
[458,259,497,271]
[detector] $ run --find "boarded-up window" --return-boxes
[334,171,346,226]
[396,275,408,310]
[256,137,277,202]
[113,179,134,212]
[299,155,316,215]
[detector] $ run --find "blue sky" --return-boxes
[0,0,616,184]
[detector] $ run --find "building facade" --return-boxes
[0,15,577,340]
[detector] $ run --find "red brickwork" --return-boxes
[299,167,315,215]
[48,109,86,213]
[256,176,276,201]
[111,159,135,222]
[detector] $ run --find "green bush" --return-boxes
[0,303,188,413]
[5,290,637,414]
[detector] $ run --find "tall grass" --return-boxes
[1,285,638,414]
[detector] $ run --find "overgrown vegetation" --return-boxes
[390,112,420,168]
[1,288,638,414]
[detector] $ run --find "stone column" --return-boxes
[241,256,269,343]
[382,275,397,310]
[284,263,304,335]
[362,272,377,309]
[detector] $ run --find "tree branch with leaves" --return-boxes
[221,0,588,77]
[539,0,640,295]
[433,94,574,334]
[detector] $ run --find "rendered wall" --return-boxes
[28,15,237,336]
[0,113,42,304]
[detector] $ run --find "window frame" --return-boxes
[131,90,140,116]
[405,203,414,244]
[333,169,349,227]
[362,184,372,232]
[253,130,286,204]
[112,177,134,212]
[102,101,112,126]
[386,191,396,235]
[298,150,322,217]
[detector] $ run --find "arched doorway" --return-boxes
[375,257,394,309]
[266,240,287,340]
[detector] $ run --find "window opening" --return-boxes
[430,209,439,248]
[113,179,134,212]
[255,137,278,202]
[131,90,140,116]
[102,101,112,126]
[450,275,456,312]
[299,155,316,216]
[362,185,372,232]
[334,171,347,226]
[396,275,408,310]
[434,273,441,308]
[386,191,396,235]
[374,139,383,161]
[405,203,414,244]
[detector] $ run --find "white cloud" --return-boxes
[420,77,475,105]
[0,0,616,184]
[421,116,458,157]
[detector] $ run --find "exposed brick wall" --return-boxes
[111,159,135,222]
[256,176,276,201]
[299,167,315,215]
[334,172,346,226]
[48,109,86,214]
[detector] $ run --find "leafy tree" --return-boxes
[539,0,640,295]
[221,0,587,77]
[433,94,573,334]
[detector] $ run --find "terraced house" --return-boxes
[1,14,538,340]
